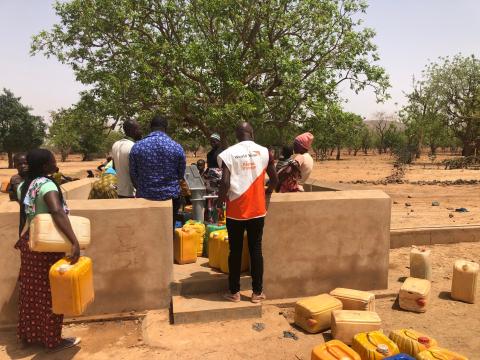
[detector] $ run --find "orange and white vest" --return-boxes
[218,141,269,220]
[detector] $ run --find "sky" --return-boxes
[1,1,480,121]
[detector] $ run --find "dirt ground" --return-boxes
[1,241,478,360]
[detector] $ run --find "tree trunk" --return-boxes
[61,151,68,162]
[354,149,358,156]
[336,146,341,160]
[430,144,437,156]
[462,141,475,156]
[7,151,14,169]
[363,147,368,155]
[330,148,334,156]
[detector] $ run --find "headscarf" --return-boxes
[294,132,314,151]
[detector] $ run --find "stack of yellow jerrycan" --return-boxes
[174,228,197,264]
[329,288,376,311]
[29,213,91,252]
[331,310,382,345]
[218,233,250,273]
[352,331,400,359]
[388,329,437,357]
[208,229,228,269]
[398,277,431,313]
[451,259,478,303]
[311,339,361,360]
[416,347,468,360]
[182,220,206,257]
[49,256,94,316]
[294,294,343,334]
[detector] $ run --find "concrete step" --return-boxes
[172,257,252,296]
[171,292,262,324]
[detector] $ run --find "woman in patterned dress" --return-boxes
[16,149,81,352]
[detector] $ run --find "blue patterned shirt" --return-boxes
[129,131,186,200]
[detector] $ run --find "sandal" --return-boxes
[223,292,241,302]
[47,337,81,353]
[251,292,266,303]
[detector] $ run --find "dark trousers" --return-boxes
[226,217,265,294]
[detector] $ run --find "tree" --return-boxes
[401,77,451,157]
[422,55,480,156]
[49,108,79,161]
[32,0,389,140]
[0,89,46,168]
[308,103,363,160]
[70,93,110,160]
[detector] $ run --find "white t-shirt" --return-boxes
[300,152,314,184]
[112,139,135,197]
[218,141,270,220]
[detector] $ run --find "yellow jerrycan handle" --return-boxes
[326,344,347,359]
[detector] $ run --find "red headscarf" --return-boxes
[294,132,314,151]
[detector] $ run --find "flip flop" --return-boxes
[47,337,81,353]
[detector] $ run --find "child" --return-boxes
[7,153,28,201]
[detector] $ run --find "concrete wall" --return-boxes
[263,190,391,299]
[0,198,173,326]
[391,225,480,248]
[61,178,95,200]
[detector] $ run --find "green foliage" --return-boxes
[49,108,80,161]
[49,93,113,161]
[32,0,389,140]
[403,54,480,156]
[0,89,46,168]
[307,103,364,160]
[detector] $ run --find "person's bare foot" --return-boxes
[223,292,241,302]
[47,337,81,353]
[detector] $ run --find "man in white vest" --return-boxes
[217,122,278,303]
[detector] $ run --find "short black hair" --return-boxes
[123,119,137,133]
[13,152,26,164]
[151,115,168,131]
[197,159,205,165]
[281,146,293,160]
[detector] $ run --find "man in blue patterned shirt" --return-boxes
[129,115,186,222]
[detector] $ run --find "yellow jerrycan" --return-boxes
[352,330,400,360]
[294,294,343,334]
[410,246,432,281]
[311,339,361,360]
[388,329,437,357]
[182,220,206,257]
[416,347,468,360]
[208,229,227,269]
[174,228,197,265]
[451,259,478,304]
[218,234,250,274]
[49,256,94,317]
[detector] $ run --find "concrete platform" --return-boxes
[172,293,262,324]
[172,257,251,296]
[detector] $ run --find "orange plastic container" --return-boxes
[174,228,197,264]
[311,339,361,360]
[416,347,468,360]
[388,329,437,357]
[49,256,94,316]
